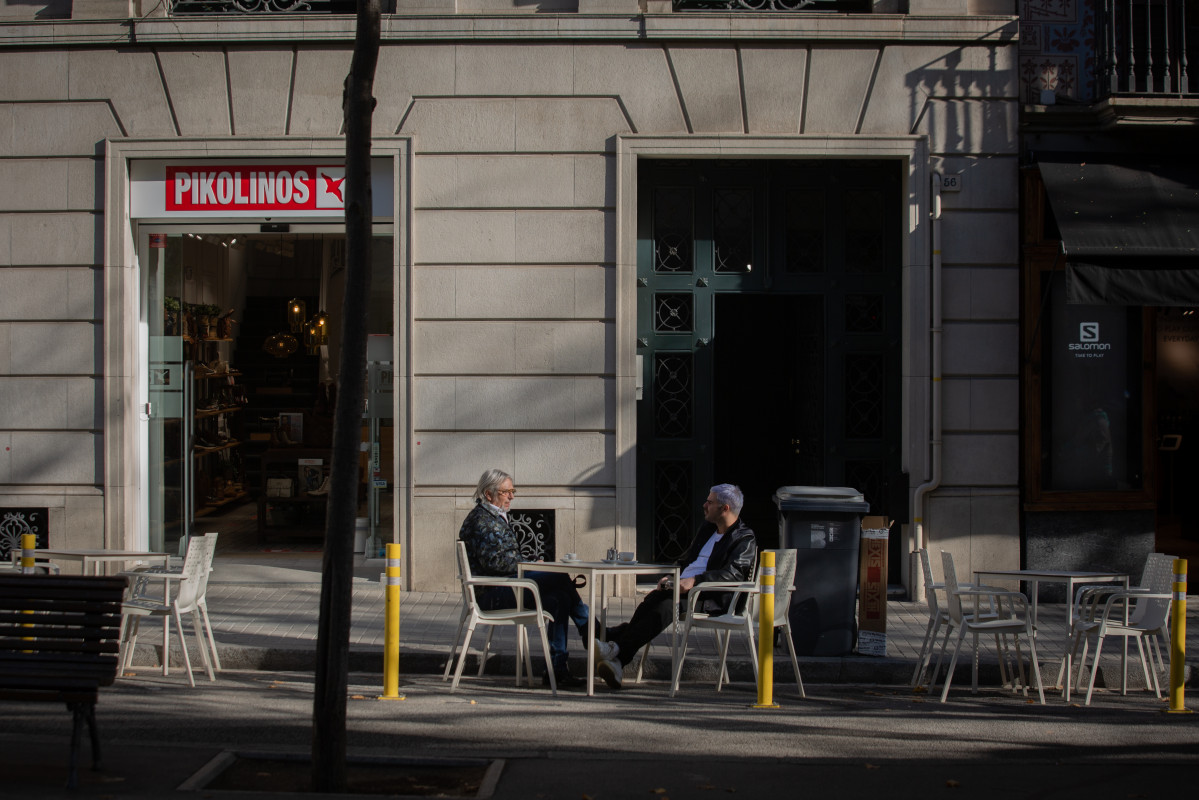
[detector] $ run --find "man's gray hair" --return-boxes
[710,483,744,516]
[473,468,513,503]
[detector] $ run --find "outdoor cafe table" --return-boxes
[518,559,680,697]
[11,548,171,576]
[971,569,1129,629]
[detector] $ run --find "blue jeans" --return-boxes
[476,571,588,673]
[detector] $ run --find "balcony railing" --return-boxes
[1100,0,1197,96]
[169,0,360,12]
[674,0,868,9]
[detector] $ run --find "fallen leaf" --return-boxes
[864,764,880,770]
[654,790,668,795]
[946,779,960,788]
[350,694,366,700]
[912,686,928,694]
[470,699,477,704]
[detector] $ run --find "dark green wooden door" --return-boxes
[636,160,905,571]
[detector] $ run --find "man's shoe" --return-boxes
[542,668,584,689]
[593,640,619,663]
[597,656,623,690]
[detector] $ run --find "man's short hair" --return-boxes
[473,468,513,503]
[710,483,744,516]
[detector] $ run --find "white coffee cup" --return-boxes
[618,551,635,562]
[563,553,578,561]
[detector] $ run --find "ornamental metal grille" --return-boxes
[845,353,884,439]
[784,187,825,273]
[653,187,694,273]
[653,461,693,563]
[844,460,883,515]
[713,188,753,273]
[674,0,869,11]
[170,0,364,13]
[653,352,693,438]
[845,294,884,333]
[509,510,555,562]
[0,508,47,562]
[845,189,887,273]
[654,293,694,333]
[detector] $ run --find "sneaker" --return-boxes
[597,655,623,690]
[593,640,619,663]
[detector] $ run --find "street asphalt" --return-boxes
[3,550,1198,798]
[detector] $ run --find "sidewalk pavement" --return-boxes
[135,551,1196,690]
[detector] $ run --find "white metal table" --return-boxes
[14,548,171,576]
[518,559,680,696]
[972,569,1129,629]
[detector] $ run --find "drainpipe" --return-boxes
[911,173,944,602]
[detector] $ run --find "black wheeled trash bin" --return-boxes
[773,486,870,656]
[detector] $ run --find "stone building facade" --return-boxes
[0,0,1022,594]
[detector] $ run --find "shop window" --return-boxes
[1024,268,1154,507]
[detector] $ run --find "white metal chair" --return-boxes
[911,548,999,687]
[446,541,558,695]
[126,532,221,672]
[937,550,1044,704]
[669,550,804,698]
[119,535,216,687]
[1065,553,1174,704]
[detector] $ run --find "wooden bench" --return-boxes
[0,574,127,789]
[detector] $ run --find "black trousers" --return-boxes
[610,587,682,666]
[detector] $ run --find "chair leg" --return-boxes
[910,612,940,686]
[190,609,215,681]
[715,630,733,692]
[1084,634,1108,705]
[172,606,196,688]
[162,614,171,677]
[450,620,478,692]
[535,621,557,696]
[939,628,969,703]
[198,599,222,672]
[669,620,694,697]
[479,625,497,678]
[780,622,805,698]
[929,621,956,690]
[1025,633,1046,705]
[442,607,468,681]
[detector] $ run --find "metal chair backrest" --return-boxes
[455,540,480,612]
[173,535,213,612]
[918,548,941,617]
[765,549,797,622]
[1129,552,1175,629]
[939,551,965,625]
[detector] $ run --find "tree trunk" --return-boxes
[312,0,381,793]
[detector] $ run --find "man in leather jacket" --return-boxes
[595,483,757,689]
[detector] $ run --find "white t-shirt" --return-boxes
[680,532,722,580]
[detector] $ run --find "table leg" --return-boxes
[671,569,680,685]
[586,573,597,697]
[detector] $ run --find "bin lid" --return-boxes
[772,485,869,512]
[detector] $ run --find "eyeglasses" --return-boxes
[494,488,516,497]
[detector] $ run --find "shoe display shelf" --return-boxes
[189,336,249,518]
[256,447,331,540]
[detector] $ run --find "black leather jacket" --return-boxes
[677,518,758,615]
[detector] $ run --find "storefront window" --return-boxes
[1040,273,1143,491]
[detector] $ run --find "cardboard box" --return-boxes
[857,515,892,656]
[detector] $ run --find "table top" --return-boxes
[973,568,1128,580]
[520,560,677,571]
[31,549,170,559]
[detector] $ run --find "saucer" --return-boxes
[604,558,637,565]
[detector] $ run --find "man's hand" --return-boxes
[678,576,696,593]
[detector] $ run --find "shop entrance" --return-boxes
[1155,307,1199,560]
[138,227,393,555]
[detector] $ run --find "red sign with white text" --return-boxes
[165,165,346,212]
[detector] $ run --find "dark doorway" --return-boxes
[713,294,824,548]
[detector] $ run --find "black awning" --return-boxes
[1066,262,1199,305]
[1039,156,1199,304]
[1039,158,1199,258]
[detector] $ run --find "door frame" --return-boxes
[104,138,411,575]
[614,135,930,575]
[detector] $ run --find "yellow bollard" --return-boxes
[753,550,779,709]
[21,532,36,574]
[1168,558,1189,714]
[379,542,405,700]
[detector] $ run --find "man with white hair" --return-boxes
[594,483,757,690]
[459,468,590,688]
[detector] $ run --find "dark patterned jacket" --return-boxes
[458,500,519,577]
